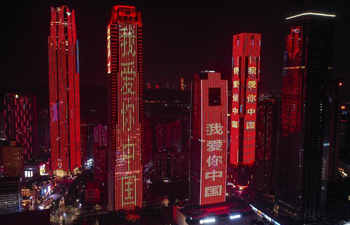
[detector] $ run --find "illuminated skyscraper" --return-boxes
[275,0,335,222]
[4,93,38,161]
[230,33,261,187]
[48,6,81,175]
[107,6,143,210]
[190,71,228,205]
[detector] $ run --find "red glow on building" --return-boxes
[341,106,346,110]
[48,6,81,174]
[108,5,143,210]
[281,26,304,136]
[4,93,38,161]
[230,33,261,167]
[191,71,227,206]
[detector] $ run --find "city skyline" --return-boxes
[1,1,350,224]
[1,1,350,99]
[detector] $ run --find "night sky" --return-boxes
[1,0,349,98]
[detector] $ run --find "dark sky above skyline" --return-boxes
[1,0,349,98]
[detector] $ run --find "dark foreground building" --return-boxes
[275,0,335,223]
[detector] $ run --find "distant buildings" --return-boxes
[0,177,21,215]
[107,5,143,210]
[190,71,228,206]
[94,145,107,182]
[2,141,24,178]
[230,33,261,187]
[4,93,38,161]
[48,6,81,175]
[94,124,107,147]
[156,121,181,152]
[153,149,189,181]
[275,1,336,222]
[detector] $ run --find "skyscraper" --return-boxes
[230,33,261,187]
[107,6,143,210]
[255,97,278,200]
[4,93,38,161]
[275,0,335,222]
[48,6,81,175]
[190,71,228,206]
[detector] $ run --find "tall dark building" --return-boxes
[254,97,278,201]
[107,6,143,211]
[275,0,335,223]
[326,79,343,183]
[48,6,81,175]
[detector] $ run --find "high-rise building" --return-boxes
[156,121,182,152]
[94,145,107,182]
[230,33,261,187]
[107,6,143,210]
[0,177,21,215]
[275,1,335,222]
[254,97,278,201]
[190,71,228,206]
[327,79,343,183]
[48,6,81,175]
[93,124,107,147]
[4,93,38,161]
[2,141,24,178]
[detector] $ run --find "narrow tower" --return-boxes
[190,71,228,205]
[48,6,81,175]
[230,33,261,187]
[107,6,143,210]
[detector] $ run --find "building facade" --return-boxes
[275,1,335,222]
[230,33,261,187]
[0,177,21,215]
[93,124,107,147]
[254,97,278,201]
[48,6,81,175]
[107,5,143,210]
[190,71,228,206]
[2,141,24,178]
[4,93,38,161]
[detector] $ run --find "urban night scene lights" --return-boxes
[1,0,350,225]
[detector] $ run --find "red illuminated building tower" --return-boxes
[190,71,228,206]
[230,33,261,187]
[107,6,143,210]
[48,6,81,175]
[4,93,38,161]
[275,0,335,222]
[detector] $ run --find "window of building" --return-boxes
[209,88,221,106]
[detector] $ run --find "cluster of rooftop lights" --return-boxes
[198,214,241,224]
